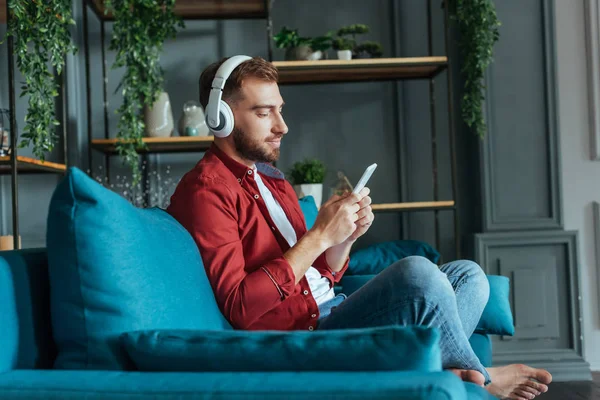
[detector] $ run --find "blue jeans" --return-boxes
[317,256,491,383]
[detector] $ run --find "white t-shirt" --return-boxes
[253,167,335,305]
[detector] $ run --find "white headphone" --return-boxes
[205,55,252,138]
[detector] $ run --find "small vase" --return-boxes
[144,91,174,138]
[293,183,323,209]
[337,50,352,60]
[178,101,210,137]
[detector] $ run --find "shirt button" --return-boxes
[303,290,309,295]
[311,314,317,318]
[254,194,259,199]
[308,326,314,331]
[248,170,253,175]
[237,178,241,183]
[271,226,276,230]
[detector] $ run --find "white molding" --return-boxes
[585,0,600,160]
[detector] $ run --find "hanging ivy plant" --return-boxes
[104,0,183,184]
[448,0,501,138]
[3,0,77,160]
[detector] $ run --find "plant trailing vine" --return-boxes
[104,0,183,184]
[3,0,77,160]
[448,0,501,138]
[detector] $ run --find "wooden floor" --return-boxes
[538,372,600,400]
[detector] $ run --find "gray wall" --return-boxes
[555,0,600,371]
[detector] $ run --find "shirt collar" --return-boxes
[208,143,285,181]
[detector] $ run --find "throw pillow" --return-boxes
[475,275,514,336]
[121,326,442,373]
[348,240,440,275]
[47,167,231,370]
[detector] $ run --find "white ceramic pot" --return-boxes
[293,183,323,208]
[337,50,352,60]
[144,91,174,138]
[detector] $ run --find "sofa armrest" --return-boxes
[0,248,55,372]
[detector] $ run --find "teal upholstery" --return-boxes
[0,169,504,399]
[475,275,515,336]
[298,195,319,229]
[46,167,230,370]
[348,240,440,275]
[0,249,55,372]
[0,370,482,400]
[121,326,442,372]
[469,333,493,367]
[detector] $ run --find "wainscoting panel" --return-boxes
[474,230,591,381]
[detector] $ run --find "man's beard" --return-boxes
[232,126,280,164]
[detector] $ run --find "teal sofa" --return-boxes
[0,167,502,399]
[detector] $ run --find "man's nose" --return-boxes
[274,113,288,135]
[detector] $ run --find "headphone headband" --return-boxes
[206,55,252,132]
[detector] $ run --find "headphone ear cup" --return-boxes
[211,100,234,138]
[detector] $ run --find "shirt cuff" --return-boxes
[261,257,296,300]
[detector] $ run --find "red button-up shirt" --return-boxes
[167,144,349,331]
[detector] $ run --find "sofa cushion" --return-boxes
[121,326,442,373]
[475,275,514,336]
[0,370,469,400]
[46,167,231,370]
[469,333,492,367]
[348,240,440,275]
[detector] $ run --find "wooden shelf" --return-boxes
[0,155,67,174]
[273,57,448,84]
[91,136,214,155]
[89,0,267,21]
[371,201,455,213]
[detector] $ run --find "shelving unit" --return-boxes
[83,0,460,257]
[1,0,70,249]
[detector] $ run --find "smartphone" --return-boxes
[352,163,377,194]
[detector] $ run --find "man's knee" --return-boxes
[458,260,490,305]
[385,256,454,300]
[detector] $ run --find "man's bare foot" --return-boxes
[447,368,485,386]
[486,364,552,399]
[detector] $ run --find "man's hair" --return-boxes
[199,56,279,110]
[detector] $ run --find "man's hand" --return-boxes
[344,187,374,243]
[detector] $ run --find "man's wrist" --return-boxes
[304,228,331,254]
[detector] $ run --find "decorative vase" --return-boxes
[337,50,352,60]
[285,46,323,61]
[293,183,323,209]
[178,101,210,137]
[144,91,174,138]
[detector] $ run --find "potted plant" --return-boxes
[288,158,326,208]
[353,41,384,59]
[448,0,500,138]
[105,0,184,184]
[274,26,330,61]
[3,0,77,161]
[333,24,380,60]
[332,37,355,60]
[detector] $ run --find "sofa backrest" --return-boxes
[0,248,56,371]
